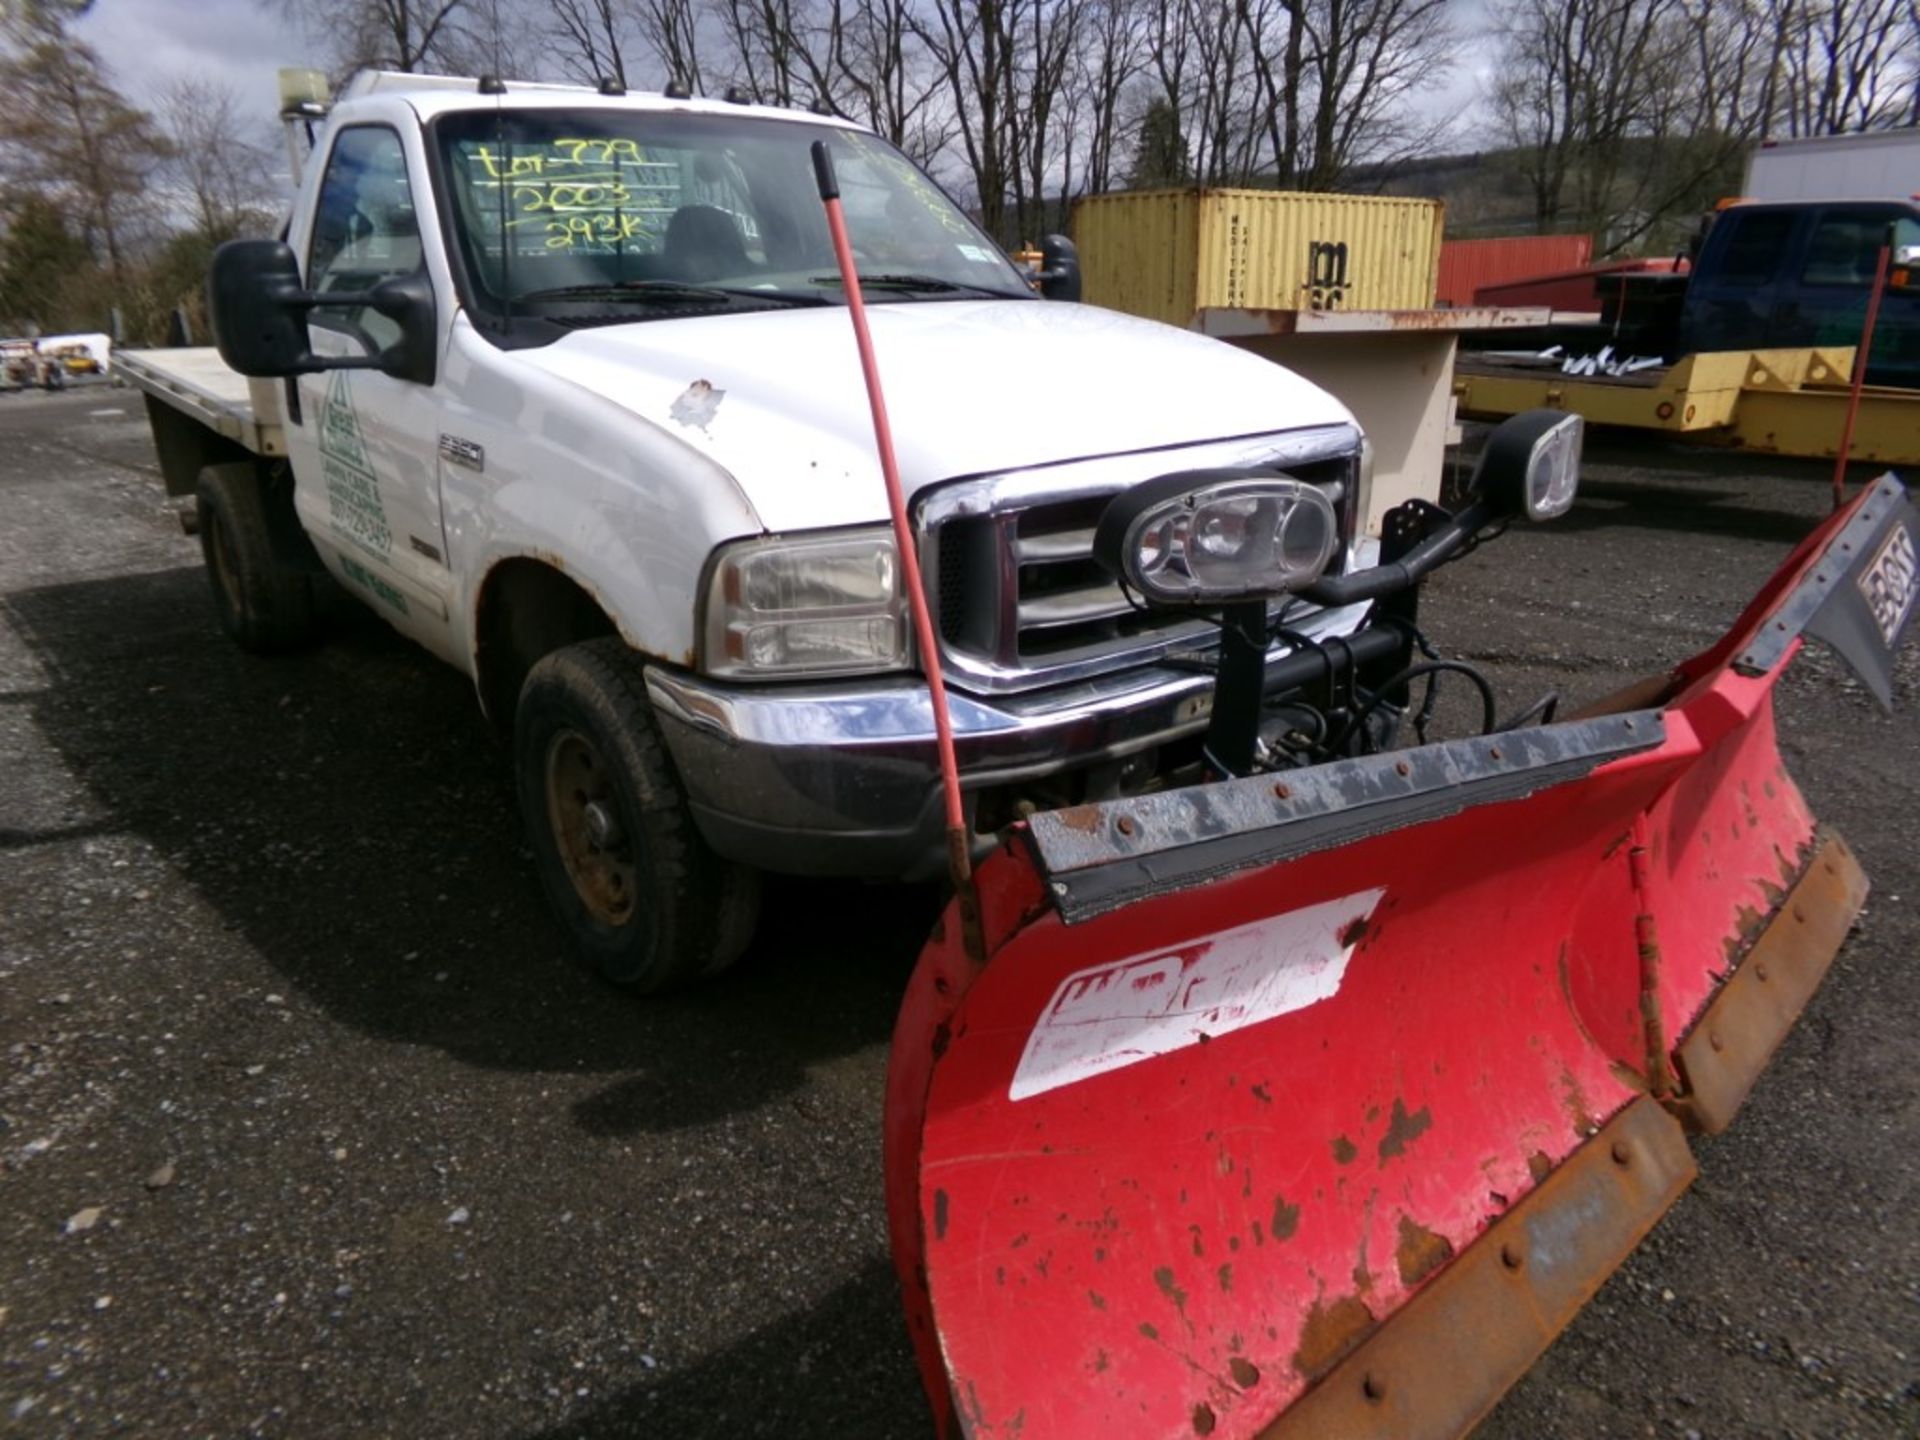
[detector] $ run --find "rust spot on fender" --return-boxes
[1338,915,1371,948]
[1271,1193,1301,1242]
[933,1189,949,1241]
[1217,1262,1233,1292]
[1292,1294,1378,1381]
[1377,1098,1432,1162]
[1192,1400,1217,1435]
[1395,1213,1456,1286]
[1228,1356,1261,1388]
[1527,1150,1553,1184]
[1139,1321,1160,1341]
[1331,1135,1358,1165]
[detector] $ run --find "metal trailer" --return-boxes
[1744,127,1920,204]
[1454,345,1920,467]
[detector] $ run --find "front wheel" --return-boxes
[515,638,761,992]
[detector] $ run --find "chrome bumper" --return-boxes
[645,598,1373,879]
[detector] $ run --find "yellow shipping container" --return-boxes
[1071,187,1445,325]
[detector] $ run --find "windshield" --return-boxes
[434,108,1033,325]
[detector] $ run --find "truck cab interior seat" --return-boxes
[663,205,750,281]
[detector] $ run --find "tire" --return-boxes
[515,637,761,992]
[194,464,325,653]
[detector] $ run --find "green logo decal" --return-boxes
[317,372,392,558]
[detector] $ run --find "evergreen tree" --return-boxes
[1128,98,1191,191]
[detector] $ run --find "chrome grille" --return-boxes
[918,425,1364,695]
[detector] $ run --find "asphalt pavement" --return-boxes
[1,385,1915,1438]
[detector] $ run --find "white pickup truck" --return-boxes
[125,71,1383,991]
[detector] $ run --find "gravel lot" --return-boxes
[2,384,1915,1438]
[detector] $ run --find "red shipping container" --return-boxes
[1436,233,1593,307]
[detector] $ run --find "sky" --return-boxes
[75,0,1498,158]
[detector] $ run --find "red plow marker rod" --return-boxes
[1831,238,1892,512]
[808,140,978,907]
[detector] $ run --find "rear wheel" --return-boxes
[515,637,760,992]
[194,463,326,653]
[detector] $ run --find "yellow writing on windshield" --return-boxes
[467,138,679,252]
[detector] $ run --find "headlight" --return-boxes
[701,528,909,677]
[1093,472,1340,605]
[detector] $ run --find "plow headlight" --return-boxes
[1094,473,1339,605]
[701,528,909,677]
[1477,409,1583,522]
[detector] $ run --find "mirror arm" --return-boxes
[1299,498,1494,607]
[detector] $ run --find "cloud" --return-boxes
[76,0,308,136]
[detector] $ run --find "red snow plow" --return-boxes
[805,144,1918,1439]
[879,465,1915,1437]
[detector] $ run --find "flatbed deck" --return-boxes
[117,348,284,457]
[1455,344,1920,465]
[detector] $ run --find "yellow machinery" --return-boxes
[1455,346,1920,466]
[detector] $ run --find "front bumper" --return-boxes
[645,597,1374,879]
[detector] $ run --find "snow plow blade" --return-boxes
[885,475,1914,1439]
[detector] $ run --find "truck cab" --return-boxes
[1678,199,1920,387]
[173,72,1388,990]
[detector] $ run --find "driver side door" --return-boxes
[285,122,459,657]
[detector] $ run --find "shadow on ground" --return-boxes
[514,1261,920,1440]
[2,564,942,1135]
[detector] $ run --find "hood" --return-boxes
[512,299,1356,533]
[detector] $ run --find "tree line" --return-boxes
[0,0,1915,339]
[0,4,281,340]
[281,0,1916,248]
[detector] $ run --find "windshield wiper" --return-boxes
[512,280,821,307]
[808,272,1026,299]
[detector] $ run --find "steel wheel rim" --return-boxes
[208,508,245,616]
[544,728,638,927]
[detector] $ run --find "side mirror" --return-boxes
[1474,410,1583,522]
[1037,234,1081,302]
[1891,243,1920,292]
[206,238,437,386]
[209,240,318,377]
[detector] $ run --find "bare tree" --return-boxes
[270,0,475,74]
[157,78,278,237]
[833,0,951,156]
[632,0,709,89]
[547,0,635,85]
[1772,0,1918,135]
[0,14,168,280]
